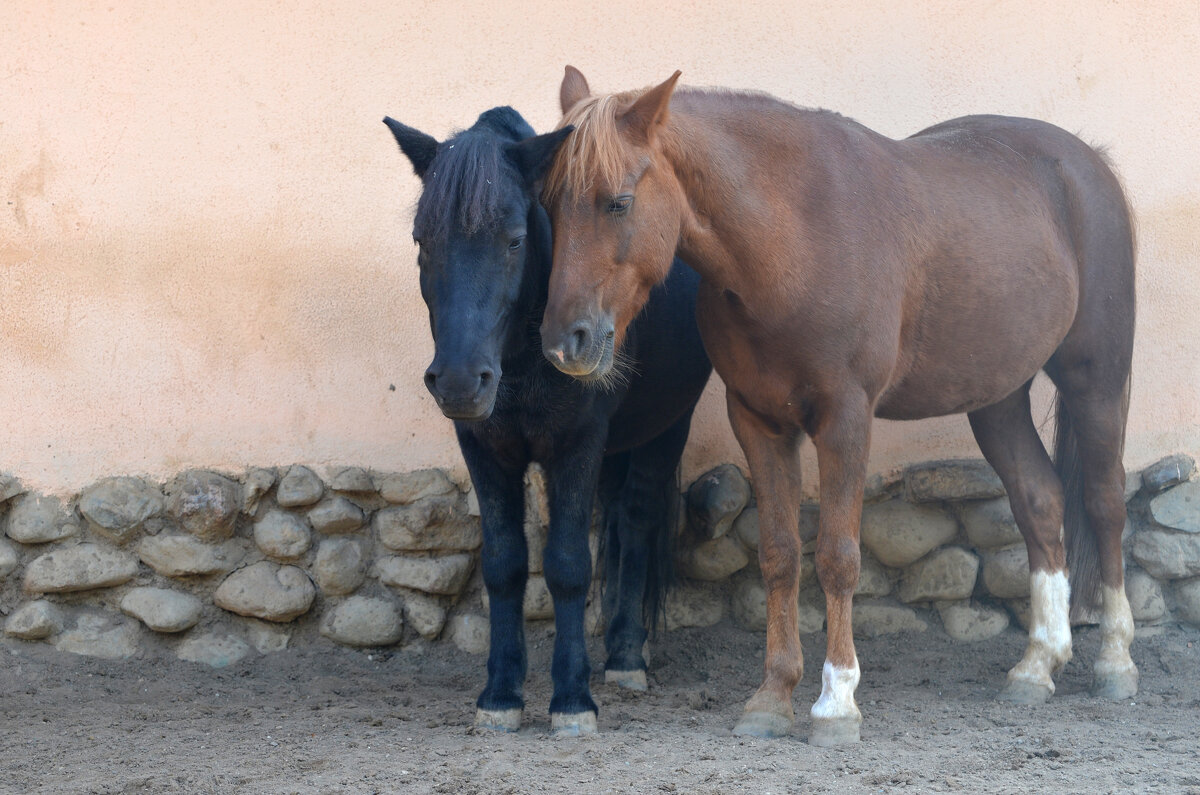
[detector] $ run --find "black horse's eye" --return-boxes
[608,195,633,215]
[508,236,525,251]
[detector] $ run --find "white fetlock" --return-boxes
[809,659,862,745]
[1093,583,1138,700]
[1002,570,1071,701]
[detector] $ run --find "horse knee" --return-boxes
[543,540,591,599]
[480,538,528,598]
[758,542,801,591]
[815,535,860,596]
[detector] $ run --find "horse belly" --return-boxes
[876,297,1074,420]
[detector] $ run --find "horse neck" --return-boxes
[661,94,819,292]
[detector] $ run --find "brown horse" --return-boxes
[535,67,1137,745]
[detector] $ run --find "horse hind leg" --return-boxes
[1056,381,1137,700]
[968,385,1072,704]
[603,413,693,691]
[1049,139,1138,700]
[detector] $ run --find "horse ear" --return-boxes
[618,70,681,143]
[508,126,575,185]
[560,65,591,114]
[382,116,439,179]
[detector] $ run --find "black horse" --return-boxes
[383,107,711,734]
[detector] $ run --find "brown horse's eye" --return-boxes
[608,195,633,215]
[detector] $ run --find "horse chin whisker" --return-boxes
[588,342,637,393]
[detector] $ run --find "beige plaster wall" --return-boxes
[2,1,1197,496]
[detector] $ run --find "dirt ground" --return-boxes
[3,618,1199,795]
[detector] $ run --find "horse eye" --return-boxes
[608,195,633,215]
[508,236,525,251]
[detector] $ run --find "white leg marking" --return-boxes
[1094,583,1136,681]
[811,658,862,722]
[1008,569,1072,693]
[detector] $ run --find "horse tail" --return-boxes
[593,451,681,636]
[1056,391,1095,618]
[643,465,680,634]
[592,455,625,627]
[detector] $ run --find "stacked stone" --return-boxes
[675,453,1198,641]
[2,452,1198,668]
[1131,454,1199,623]
[1,465,483,666]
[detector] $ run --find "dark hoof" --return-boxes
[604,669,648,691]
[998,678,1052,705]
[1092,668,1138,701]
[474,707,522,732]
[809,716,861,746]
[732,710,792,738]
[550,711,598,736]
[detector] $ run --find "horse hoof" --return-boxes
[732,710,792,738]
[474,708,522,732]
[809,716,861,747]
[998,679,1052,705]
[1092,669,1138,701]
[604,669,648,691]
[550,711,598,736]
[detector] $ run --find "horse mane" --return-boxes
[544,84,827,204]
[544,88,646,204]
[414,107,535,239]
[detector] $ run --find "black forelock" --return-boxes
[413,107,534,240]
[475,106,535,141]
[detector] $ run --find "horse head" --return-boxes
[540,67,686,380]
[384,109,571,420]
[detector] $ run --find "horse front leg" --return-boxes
[726,394,807,739]
[456,429,529,732]
[544,426,608,735]
[808,393,873,746]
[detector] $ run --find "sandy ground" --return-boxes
[3,619,1199,795]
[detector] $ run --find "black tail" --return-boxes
[1056,391,1097,619]
[1058,372,1131,620]
[593,457,679,635]
[642,466,680,633]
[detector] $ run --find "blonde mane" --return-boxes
[544,88,647,204]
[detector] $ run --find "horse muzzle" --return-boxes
[541,316,615,379]
[424,360,499,421]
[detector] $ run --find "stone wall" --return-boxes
[2,455,1198,666]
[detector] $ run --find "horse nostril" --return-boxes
[569,325,590,359]
[424,370,438,393]
[478,369,494,387]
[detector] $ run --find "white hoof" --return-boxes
[474,708,522,732]
[550,711,598,736]
[604,668,648,691]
